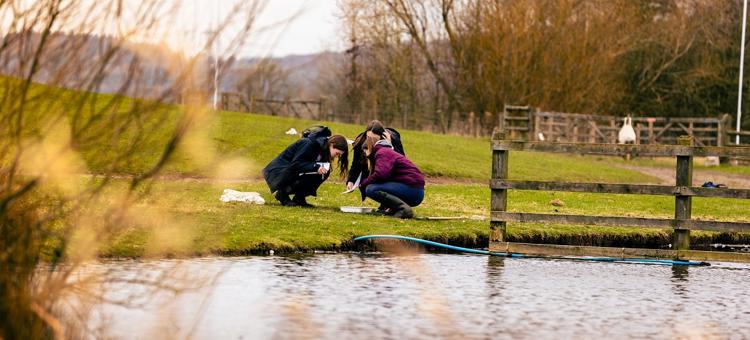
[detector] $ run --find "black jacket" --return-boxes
[347,127,404,184]
[263,134,329,194]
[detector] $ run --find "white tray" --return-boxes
[340,206,374,213]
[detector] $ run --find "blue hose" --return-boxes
[353,235,710,266]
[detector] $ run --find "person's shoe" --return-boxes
[372,207,388,216]
[292,195,315,208]
[274,191,294,206]
[373,191,413,219]
[372,204,389,215]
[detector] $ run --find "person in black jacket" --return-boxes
[347,120,405,193]
[263,128,349,207]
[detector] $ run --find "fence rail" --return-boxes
[489,135,750,255]
[501,106,744,147]
[489,179,750,199]
[491,212,750,233]
[492,140,750,157]
[219,92,327,120]
[728,130,750,147]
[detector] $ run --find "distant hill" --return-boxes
[0,32,191,101]
[225,51,345,99]
[0,31,343,102]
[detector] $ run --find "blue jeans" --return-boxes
[365,182,424,207]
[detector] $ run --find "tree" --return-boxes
[333,0,745,135]
[0,1,266,338]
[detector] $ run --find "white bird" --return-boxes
[618,116,636,144]
[285,128,298,135]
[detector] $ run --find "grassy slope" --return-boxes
[107,179,750,257]
[8,79,749,256]
[164,111,660,183]
[62,107,750,256]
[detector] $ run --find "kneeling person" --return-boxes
[360,135,424,219]
[263,127,349,207]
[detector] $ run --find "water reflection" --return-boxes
[86,255,750,339]
[670,265,689,297]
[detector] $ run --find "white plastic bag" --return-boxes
[220,189,265,204]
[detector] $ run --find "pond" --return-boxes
[85,254,750,339]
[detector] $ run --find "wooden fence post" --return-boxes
[528,107,536,141]
[719,114,732,147]
[674,135,693,250]
[490,132,509,247]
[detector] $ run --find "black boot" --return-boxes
[292,194,314,208]
[274,190,297,207]
[373,191,413,219]
[373,204,389,215]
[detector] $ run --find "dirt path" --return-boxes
[615,164,750,188]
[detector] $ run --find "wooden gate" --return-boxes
[531,112,730,147]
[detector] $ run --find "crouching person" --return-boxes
[263,127,349,207]
[360,135,424,219]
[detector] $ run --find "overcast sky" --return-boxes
[183,0,342,58]
[0,0,342,58]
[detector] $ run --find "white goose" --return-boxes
[618,115,636,144]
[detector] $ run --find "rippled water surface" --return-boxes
[88,254,750,339]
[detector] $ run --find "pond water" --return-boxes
[85,254,750,339]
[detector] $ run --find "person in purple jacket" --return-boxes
[360,135,425,219]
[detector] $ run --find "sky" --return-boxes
[182,0,343,58]
[0,0,342,58]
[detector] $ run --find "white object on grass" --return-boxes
[301,162,330,175]
[220,189,265,204]
[342,174,362,194]
[347,139,355,145]
[618,116,636,144]
[340,206,374,213]
[285,128,298,135]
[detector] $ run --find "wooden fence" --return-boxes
[489,134,750,261]
[728,130,750,147]
[219,92,328,120]
[501,106,740,147]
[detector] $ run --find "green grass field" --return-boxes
[93,111,750,257]
[7,80,750,257]
[97,109,663,183]
[105,178,750,257]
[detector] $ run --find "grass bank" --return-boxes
[104,178,750,258]
[9,79,749,257]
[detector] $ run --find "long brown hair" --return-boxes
[324,135,349,178]
[362,134,381,173]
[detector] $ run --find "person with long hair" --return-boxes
[263,127,349,207]
[348,120,404,208]
[360,135,424,219]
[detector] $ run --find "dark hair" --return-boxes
[325,135,349,178]
[366,120,386,137]
[350,132,367,170]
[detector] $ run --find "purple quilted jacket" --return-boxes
[360,145,425,189]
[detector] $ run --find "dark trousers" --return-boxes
[281,174,326,198]
[365,182,424,207]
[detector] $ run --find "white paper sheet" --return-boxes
[342,173,362,194]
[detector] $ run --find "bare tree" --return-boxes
[332,0,743,135]
[235,59,295,101]
[0,1,268,338]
